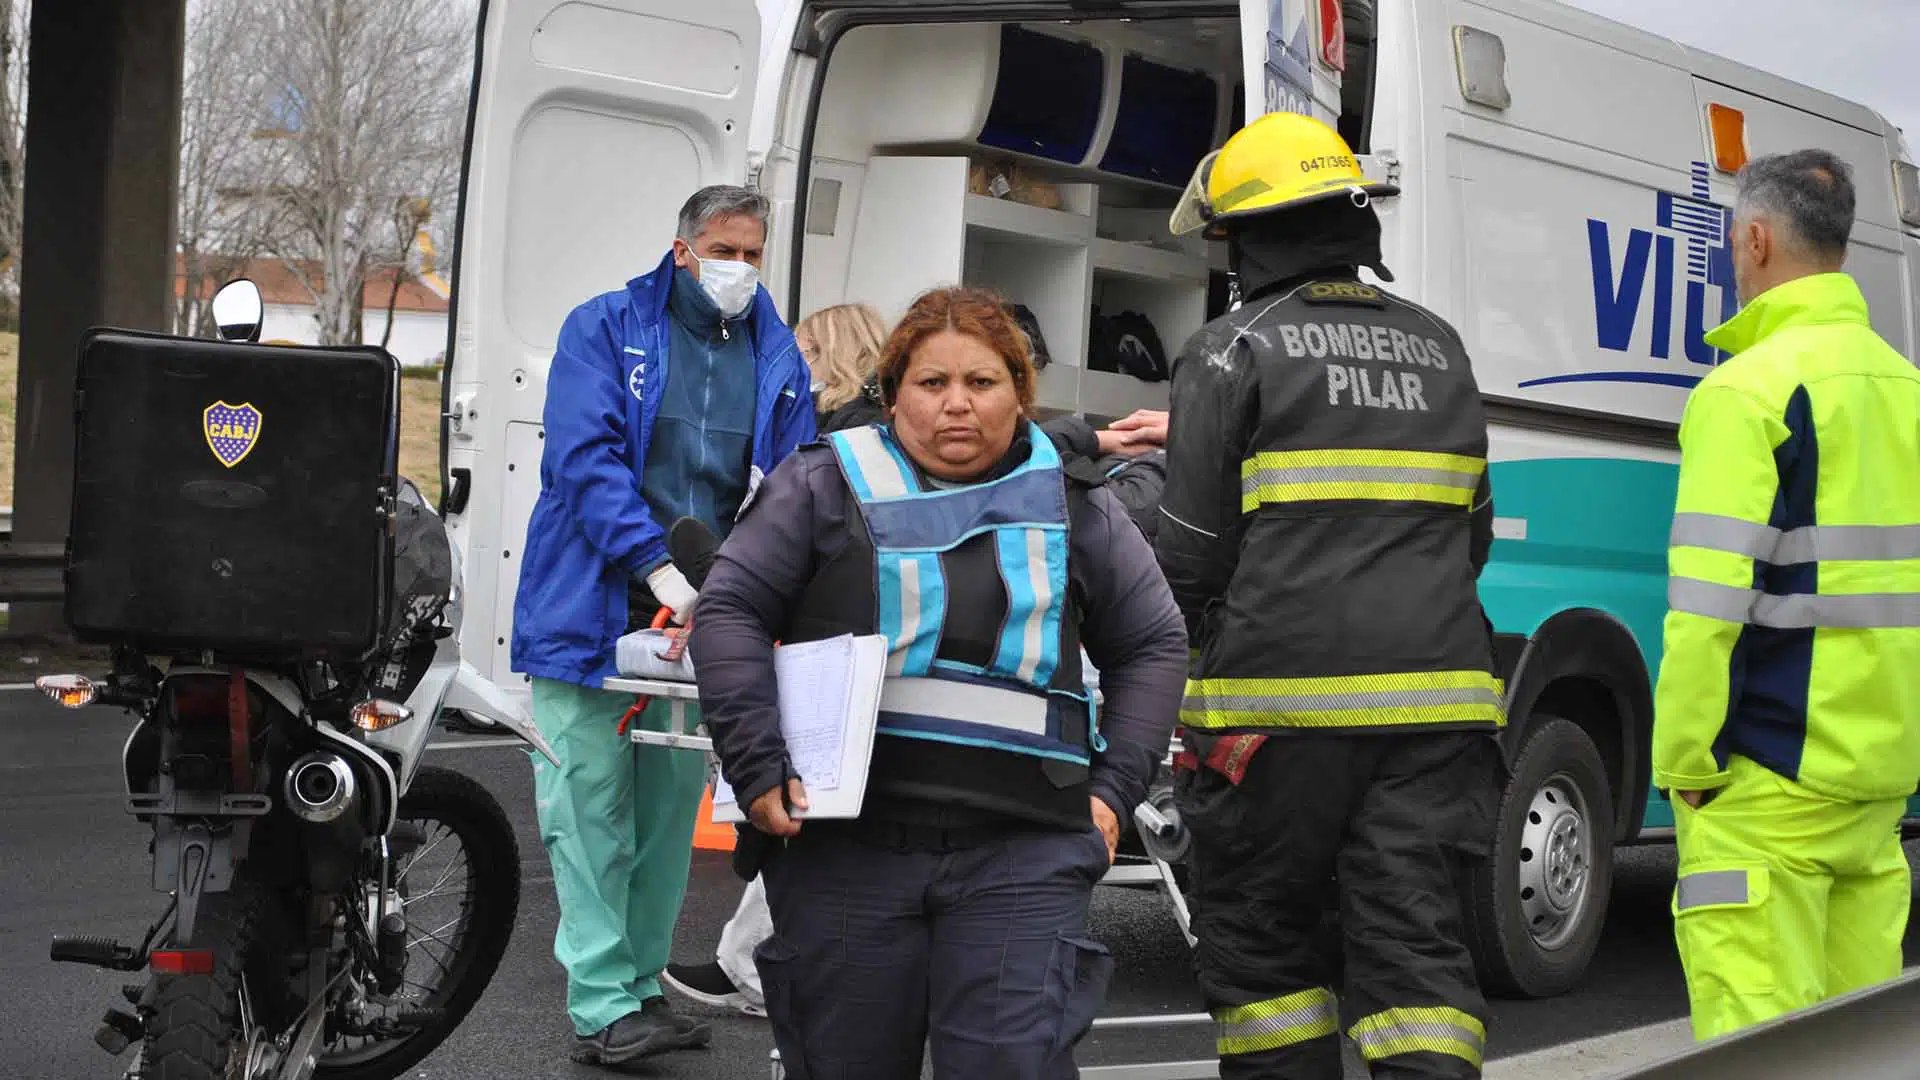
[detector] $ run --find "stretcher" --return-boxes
[607,628,1221,1080]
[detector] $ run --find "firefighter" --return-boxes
[1157,111,1502,1080]
[1653,149,1920,1041]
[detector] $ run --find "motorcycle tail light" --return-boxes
[351,698,413,733]
[150,949,215,975]
[167,677,231,725]
[34,674,96,709]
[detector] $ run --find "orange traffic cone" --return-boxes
[692,786,736,852]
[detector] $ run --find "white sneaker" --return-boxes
[662,961,767,1018]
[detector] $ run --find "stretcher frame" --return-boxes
[608,675,1222,1080]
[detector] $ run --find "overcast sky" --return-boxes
[1559,0,1919,147]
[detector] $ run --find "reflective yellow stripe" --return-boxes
[1181,671,1506,730]
[1349,1006,1486,1069]
[1240,450,1485,512]
[1214,987,1340,1057]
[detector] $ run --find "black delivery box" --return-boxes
[65,328,401,659]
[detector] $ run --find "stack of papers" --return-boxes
[711,634,888,823]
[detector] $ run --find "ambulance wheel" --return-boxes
[1464,715,1614,999]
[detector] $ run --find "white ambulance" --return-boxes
[441,0,1920,998]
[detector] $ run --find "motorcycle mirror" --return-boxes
[210,278,264,343]
[667,517,721,591]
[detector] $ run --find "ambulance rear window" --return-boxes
[977,25,1105,165]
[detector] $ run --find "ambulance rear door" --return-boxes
[442,0,762,689]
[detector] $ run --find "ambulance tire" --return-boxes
[1463,715,1614,999]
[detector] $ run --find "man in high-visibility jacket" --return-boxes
[1157,112,1502,1080]
[1653,148,1920,1042]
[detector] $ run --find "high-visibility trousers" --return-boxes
[1671,754,1910,1041]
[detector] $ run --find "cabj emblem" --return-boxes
[203,401,263,468]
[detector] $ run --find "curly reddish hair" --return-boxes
[876,287,1038,415]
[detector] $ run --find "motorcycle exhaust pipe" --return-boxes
[284,752,358,823]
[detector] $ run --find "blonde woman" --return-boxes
[795,302,888,433]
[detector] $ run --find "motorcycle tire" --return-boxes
[139,882,278,1080]
[314,764,521,1080]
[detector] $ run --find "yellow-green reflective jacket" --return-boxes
[1653,272,1920,802]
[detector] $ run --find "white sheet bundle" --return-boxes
[613,628,698,681]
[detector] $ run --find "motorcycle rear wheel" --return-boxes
[138,883,277,1080]
[314,764,521,1080]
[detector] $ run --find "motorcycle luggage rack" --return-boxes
[126,792,273,817]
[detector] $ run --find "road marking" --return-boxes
[427,737,529,752]
[1,682,39,692]
[1484,1018,1692,1077]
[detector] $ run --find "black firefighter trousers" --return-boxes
[1175,731,1501,1080]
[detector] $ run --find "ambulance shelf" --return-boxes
[1090,237,1209,284]
[964,193,1094,247]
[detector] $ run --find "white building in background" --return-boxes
[173,250,451,368]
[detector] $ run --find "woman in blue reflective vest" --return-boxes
[690,286,1189,1079]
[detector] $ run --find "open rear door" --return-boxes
[443,0,760,689]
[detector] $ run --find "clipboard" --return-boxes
[711,633,889,822]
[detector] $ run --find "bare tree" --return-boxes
[263,0,472,346]
[175,0,295,336]
[0,0,30,330]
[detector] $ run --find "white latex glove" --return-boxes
[645,562,699,626]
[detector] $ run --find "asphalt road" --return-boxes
[3,689,1914,1080]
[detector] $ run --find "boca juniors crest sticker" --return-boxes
[203,401,263,468]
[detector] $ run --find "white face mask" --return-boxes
[688,250,759,318]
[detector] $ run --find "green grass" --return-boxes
[400,367,444,506]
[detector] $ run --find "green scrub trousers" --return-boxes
[1671,754,1910,1041]
[530,677,709,1035]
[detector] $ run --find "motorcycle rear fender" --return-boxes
[153,817,240,944]
[124,667,307,799]
[365,632,463,792]
[442,659,558,767]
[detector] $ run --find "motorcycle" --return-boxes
[36,278,556,1080]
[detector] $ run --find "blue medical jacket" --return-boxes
[510,250,816,686]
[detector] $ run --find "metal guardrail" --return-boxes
[1612,967,1920,1079]
[0,506,70,603]
[0,539,63,602]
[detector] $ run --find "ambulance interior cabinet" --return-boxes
[845,155,1205,419]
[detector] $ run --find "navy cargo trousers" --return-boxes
[755,822,1116,1079]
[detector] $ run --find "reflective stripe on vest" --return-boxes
[1348,1006,1486,1069]
[1667,511,1920,628]
[827,423,1094,763]
[1214,987,1339,1057]
[1241,449,1484,512]
[878,669,1093,766]
[1181,670,1506,730]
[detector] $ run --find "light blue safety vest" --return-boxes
[826,422,1103,766]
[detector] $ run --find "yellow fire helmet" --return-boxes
[1170,111,1399,237]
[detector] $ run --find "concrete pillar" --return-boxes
[9,0,185,633]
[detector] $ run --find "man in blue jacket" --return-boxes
[511,184,817,1067]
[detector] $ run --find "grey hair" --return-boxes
[1734,150,1855,262]
[676,184,770,243]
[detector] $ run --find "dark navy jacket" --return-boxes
[690,436,1188,825]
